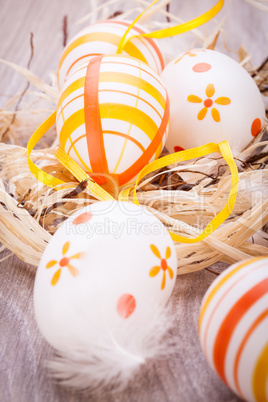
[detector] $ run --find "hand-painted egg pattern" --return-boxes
[161,49,266,155]
[34,201,177,353]
[57,19,165,89]
[56,54,170,186]
[199,258,268,402]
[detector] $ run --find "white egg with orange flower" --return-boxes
[161,49,266,155]
[34,201,177,353]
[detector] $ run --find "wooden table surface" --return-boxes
[0,1,267,401]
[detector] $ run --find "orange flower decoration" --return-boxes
[188,83,231,122]
[46,241,84,286]
[149,245,173,290]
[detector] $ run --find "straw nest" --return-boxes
[0,0,268,274]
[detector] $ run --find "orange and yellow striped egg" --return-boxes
[56,54,170,186]
[57,19,165,90]
[199,258,268,402]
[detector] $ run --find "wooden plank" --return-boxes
[0,251,241,401]
[1,0,267,400]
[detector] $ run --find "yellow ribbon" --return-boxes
[27,112,239,244]
[27,111,63,188]
[27,111,114,201]
[117,0,224,54]
[130,140,239,243]
[54,147,115,201]
[27,0,236,244]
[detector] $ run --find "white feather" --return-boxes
[47,302,175,391]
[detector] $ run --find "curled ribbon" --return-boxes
[117,0,224,54]
[27,111,238,244]
[128,140,239,243]
[26,111,114,202]
[27,0,236,244]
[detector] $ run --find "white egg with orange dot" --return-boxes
[199,257,268,402]
[34,201,177,353]
[56,54,170,186]
[161,49,266,155]
[57,19,165,90]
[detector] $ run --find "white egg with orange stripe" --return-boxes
[57,19,165,90]
[56,54,169,186]
[199,257,268,402]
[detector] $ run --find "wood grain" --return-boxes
[0,0,267,401]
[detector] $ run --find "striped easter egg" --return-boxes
[199,258,268,402]
[56,54,170,186]
[57,19,165,90]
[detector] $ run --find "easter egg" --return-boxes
[199,257,268,402]
[57,19,165,89]
[34,201,177,353]
[161,49,266,155]
[56,54,170,186]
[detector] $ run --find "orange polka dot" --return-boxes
[174,146,185,152]
[161,259,167,270]
[117,294,136,319]
[73,211,92,225]
[59,257,70,267]
[204,99,213,108]
[192,63,212,73]
[251,118,262,137]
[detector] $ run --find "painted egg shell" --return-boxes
[57,19,165,90]
[56,54,170,186]
[199,257,268,402]
[34,201,177,353]
[161,49,266,155]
